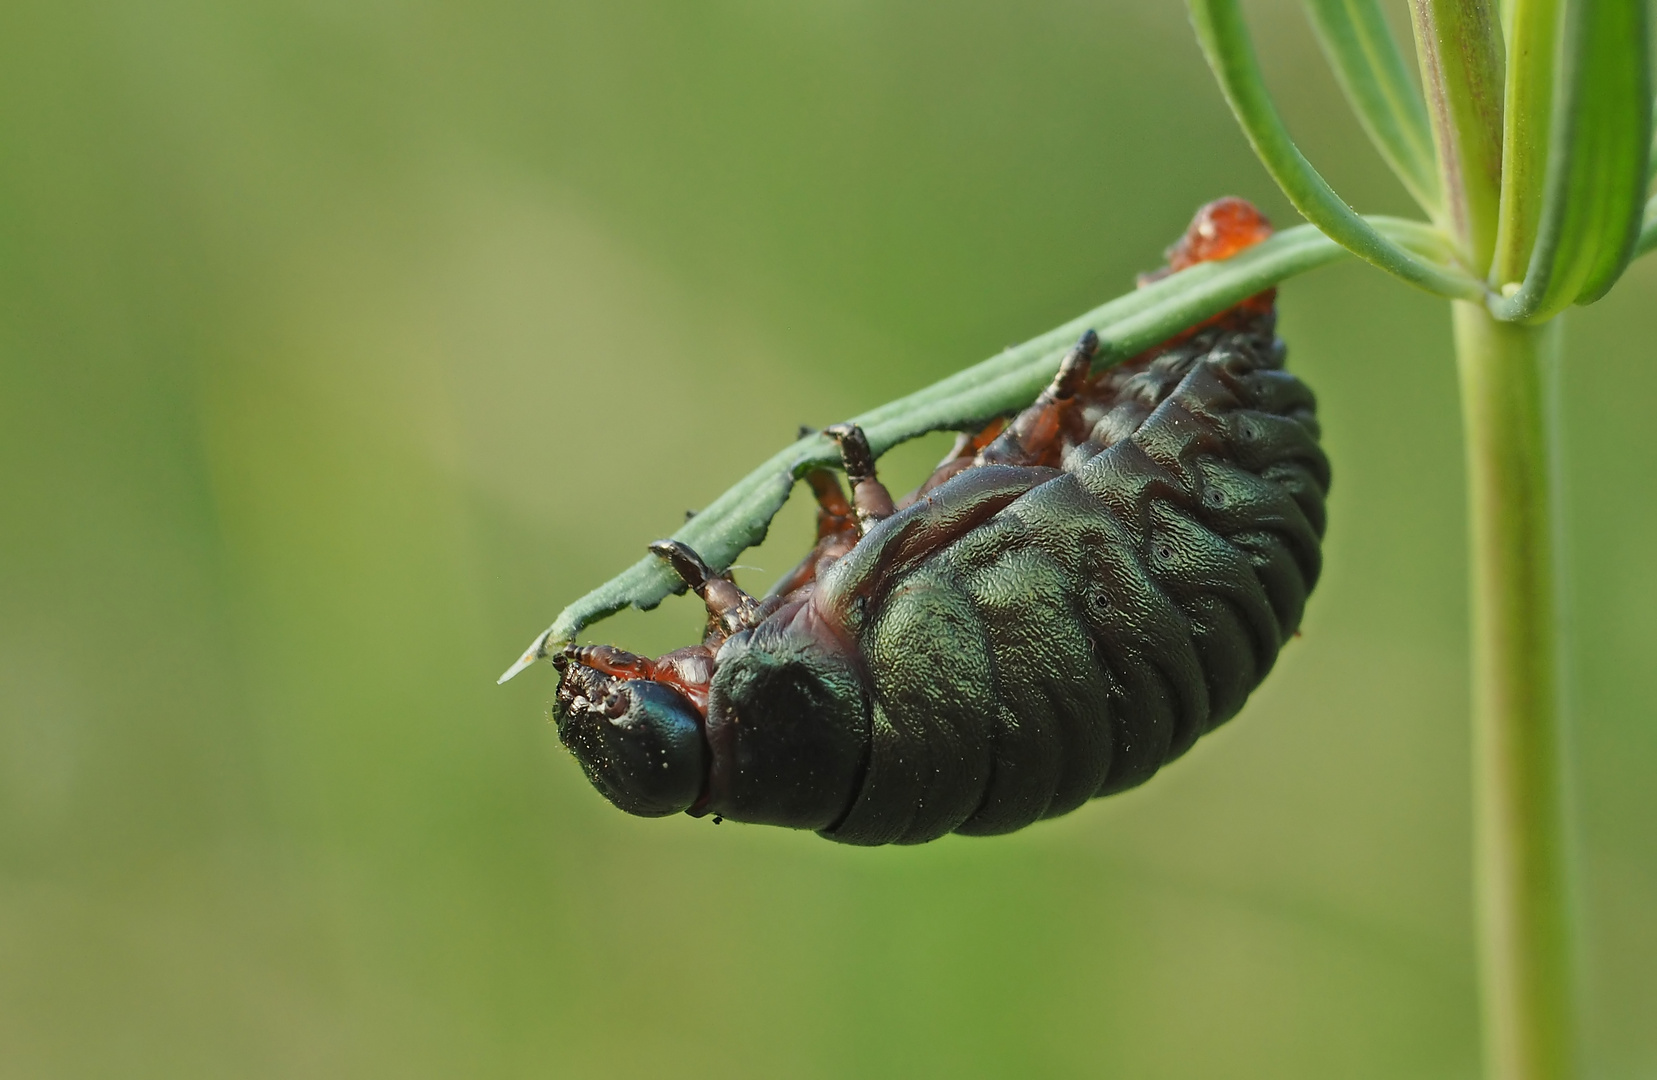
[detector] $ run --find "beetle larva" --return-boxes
[551,197,1328,844]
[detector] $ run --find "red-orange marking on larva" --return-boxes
[1165,196,1274,270]
[1137,196,1277,338]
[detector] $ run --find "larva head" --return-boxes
[553,661,708,818]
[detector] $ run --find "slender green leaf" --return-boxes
[1648,98,1657,186]
[1303,0,1443,215]
[1188,0,1486,300]
[1633,191,1657,256]
[1491,0,1562,285]
[501,217,1455,677]
[1488,0,1651,321]
[1407,0,1507,272]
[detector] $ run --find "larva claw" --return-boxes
[825,423,896,530]
[650,539,716,591]
[649,539,761,638]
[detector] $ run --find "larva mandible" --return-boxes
[551,198,1329,844]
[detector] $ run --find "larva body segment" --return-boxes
[551,199,1330,843]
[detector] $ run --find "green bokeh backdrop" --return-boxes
[2,2,1653,1077]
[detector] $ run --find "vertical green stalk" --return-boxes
[1452,303,1577,1080]
[1410,0,1507,270]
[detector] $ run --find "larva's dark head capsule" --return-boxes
[553,664,708,818]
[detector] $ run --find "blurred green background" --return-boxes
[2,1,1653,1076]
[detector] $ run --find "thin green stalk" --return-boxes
[1453,303,1578,1080]
[502,217,1455,677]
[1188,0,1487,300]
[1303,0,1444,216]
[1409,0,1507,271]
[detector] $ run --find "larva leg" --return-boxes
[977,330,1099,467]
[767,469,861,599]
[908,418,1009,502]
[559,642,656,682]
[649,539,762,638]
[825,423,896,530]
[807,467,854,526]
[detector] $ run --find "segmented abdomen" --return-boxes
[815,320,1328,844]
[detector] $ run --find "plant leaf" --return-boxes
[1633,192,1657,256]
[1647,97,1657,187]
[1490,0,1562,285]
[1303,0,1443,216]
[1188,0,1486,300]
[502,217,1454,678]
[1407,0,1508,272]
[1488,0,1652,320]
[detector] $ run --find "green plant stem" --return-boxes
[1452,303,1577,1080]
[1409,0,1507,271]
[501,217,1460,677]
